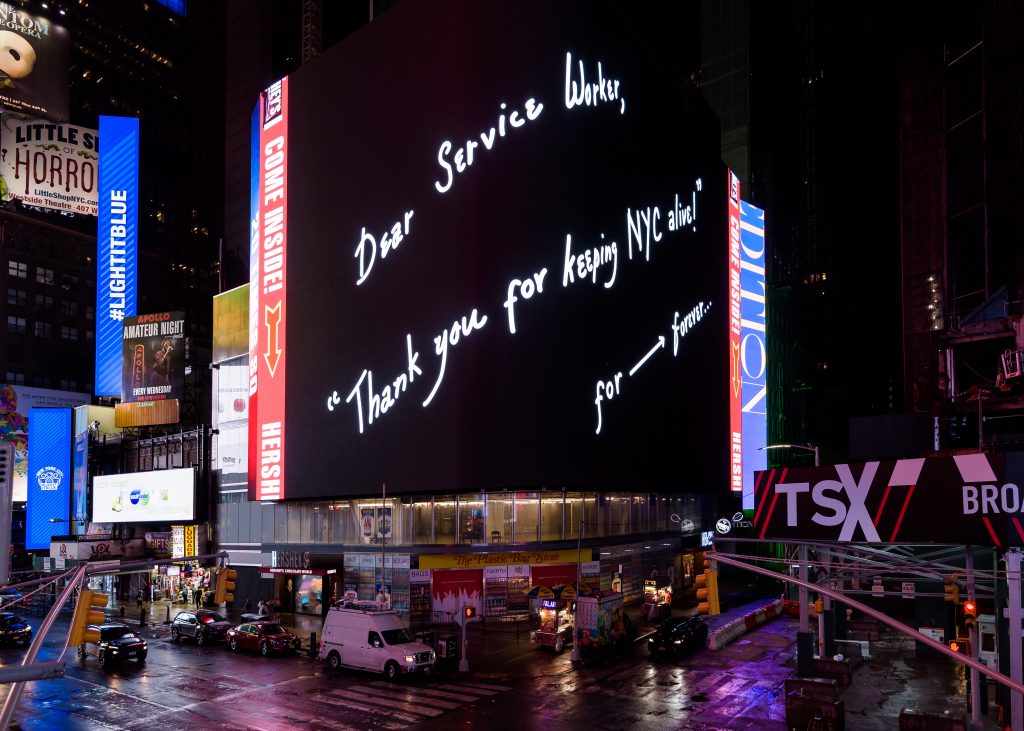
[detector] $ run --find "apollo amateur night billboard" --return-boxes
[754,452,1024,546]
[249,0,733,500]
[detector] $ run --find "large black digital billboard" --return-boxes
[256,0,732,498]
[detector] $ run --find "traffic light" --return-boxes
[963,598,977,631]
[464,606,477,619]
[695,561,720,615]
[943,579,960,604]
[814,599,824,613]
[69,590,107,647]
[213,566,237,604]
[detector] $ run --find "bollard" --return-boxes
[308,631,317,659]
[165,604,171,624]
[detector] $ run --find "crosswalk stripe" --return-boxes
[435,683,501,696]
[349,684,461,711]
[368,683,482,703]
[327,688,425,724]
[313,693,412,730]
[341,686,447,716]
[447,681,513,692]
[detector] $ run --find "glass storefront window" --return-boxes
[514,492,539,543]
[631,494,648,534]
[486,493,513,544]
[275,502,288,541]
[303,503,329,543]
[583,493,597,539]
[540,493,563,541]
[458,495,485,544]
[434,496,456,544]
[564,493,583,539]
[412,498,433,544]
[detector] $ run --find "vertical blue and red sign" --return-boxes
[95,116,140,397]
[727,172,743,496]
[248,79,289,501]
[739,201,767,510]
[25,408,72,550]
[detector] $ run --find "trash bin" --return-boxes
[436,633,457,661]
[415,630,434,648]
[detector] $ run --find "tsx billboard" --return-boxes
[249,0,732,500]
[754,452,1024,545]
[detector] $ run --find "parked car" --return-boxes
[0,589,23,609]
[0,612,32,645]
[226,621,301,656]
[78,624,147,669]
[647,615,708,658]
[320,605,435,679]
[170,609,233,645]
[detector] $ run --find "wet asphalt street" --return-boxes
[0,608,997,730]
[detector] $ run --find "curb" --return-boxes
[708,599,784,650]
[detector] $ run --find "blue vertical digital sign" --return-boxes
[739,201,767,510]
[25,408,72,550]
[95,116,140,397]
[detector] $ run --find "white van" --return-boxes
[319,605,435,680]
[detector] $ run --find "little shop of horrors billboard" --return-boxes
[753,452,1024,546]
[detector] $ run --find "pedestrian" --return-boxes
[136,590,143,612]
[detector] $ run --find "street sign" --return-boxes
[872,581,884,596]
[902,581,915,599]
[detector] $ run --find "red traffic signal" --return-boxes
[963,599,977,616]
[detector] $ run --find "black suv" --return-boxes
[170,609,233,645]
[78,624,148,669]
[647,615,708,658]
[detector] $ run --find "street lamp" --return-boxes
[759,443,820,467]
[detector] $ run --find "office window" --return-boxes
[34,294,54,312]
[34,322,52,338]
[59,378,77,390]
[4,372,25,385]
[60,326,78,341]
[85,305,94,320]
[6,288,26,306]
[8,260,27,279]
[60,300,79,316]
[36,267,54,285]
[86,330,94,340]
[6,316,26,334]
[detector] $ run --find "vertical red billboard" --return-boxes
[248,78,289,502]
[728,171,743,494]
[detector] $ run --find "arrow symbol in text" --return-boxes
[629,336,666,377]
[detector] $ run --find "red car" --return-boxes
[226,621,300,656]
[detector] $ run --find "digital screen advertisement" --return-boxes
[92,467,195,523]
[739,201,767,510]
[0,384,88,502]
[25,407,71,550]
[95,115,140,397]
[252,0,731,499]
[120,311,186,403]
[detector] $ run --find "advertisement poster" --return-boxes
[120,311,185,402]
[25,407,71,549]
[360,508,374,544]
[377,507,392,541]
[0,384,88,502]
[0,5,70,121]
[72,405,88,525]
[0,115,98,213]
[739,200,767,510]
[431,568,482,617]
